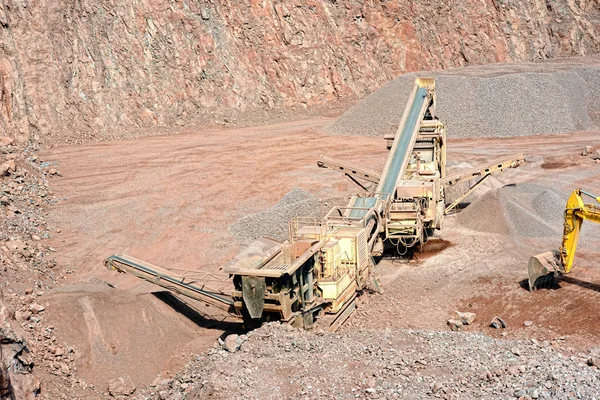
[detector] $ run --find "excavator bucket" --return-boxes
[527,250,562,291]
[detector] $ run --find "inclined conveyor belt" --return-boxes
[349,197,378,218]
[379,86,428,197]
[348,86,428,219]
[105,255,234,310]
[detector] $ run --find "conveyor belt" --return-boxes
[105,254,235,312]
[379,86,428,197]
[349,83,430,219]
[349,197,378,218]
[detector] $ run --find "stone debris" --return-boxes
[0,160,16,176]
[0,292,41,400]
[219,334,244,353]
[108,376,136,397]
[583,146,592,156]
[28,304,45,314]
[327,61,600,139]
[0,137,15,147]
[452,311,476,325]
[490,316,507,329]
[136,322,600,399]
[447,319,463,331]
[229,188,321,245]
[447,311,476,331]
[593,150,600,160]
[587,357,600,367]
[524,321,534,327]
[0,146,70,399]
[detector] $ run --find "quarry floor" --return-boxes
[37,119,600,396]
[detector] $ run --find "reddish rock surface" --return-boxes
[0,0,598,144]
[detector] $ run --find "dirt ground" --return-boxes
[38,121,600,394]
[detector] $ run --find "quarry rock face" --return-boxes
[0,0,599,143]
[0,291,40,400]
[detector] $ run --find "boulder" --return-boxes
[0,160,16,176]
[583,146,591,156]
[28,304,45,314]
[220,334,243,352]
[451,311,476,325]
[108,376,136,396]
[447,319,463,331]
[0,291,40,399]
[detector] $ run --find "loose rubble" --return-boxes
[219,334,245,353]
[327,60,600,139]
[456,181,600,240]
[0,141,91,398]
[0,291,40,399]
[447,311,476,331]
[229,188,321,245]
[136,322,600,399]
[490,317,508,330]
[108,376,136,397]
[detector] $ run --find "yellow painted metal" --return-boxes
[560,188,600,274]
[318,274,353,300]
[528,188,600,290]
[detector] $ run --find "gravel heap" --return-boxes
[456,182,600,241]
[327,59,600,139]
[229,188,321,245]
[138,322,600,399]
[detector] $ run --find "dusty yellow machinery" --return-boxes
[528,188,600,290]
[105,78,524,331]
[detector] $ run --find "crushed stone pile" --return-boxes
[456,183,600,242]
[229,188,321,245]
[327,59,600,138]
[138,322,600,399]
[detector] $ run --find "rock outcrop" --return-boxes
[0,291,40,400]
[0,0,598,144]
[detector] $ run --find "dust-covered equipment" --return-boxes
[105,78,524,331]
[528,188,600,290]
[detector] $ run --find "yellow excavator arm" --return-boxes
[528,188,600,290]
[560,189,600,274]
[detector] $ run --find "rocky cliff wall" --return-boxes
[0,0,598,145]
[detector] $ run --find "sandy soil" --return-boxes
[348,131,600,347]
[38,117,388,389]
[38,122,600,392]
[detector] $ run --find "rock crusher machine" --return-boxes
[105,78,524,331]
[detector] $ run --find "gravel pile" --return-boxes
[138,322,600,399]
[457,183,600,241]
[229,188,321,245]
[327,60,600,139]
[456,189,511,236]
[457,183,564,238]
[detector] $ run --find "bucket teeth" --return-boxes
[527,250,562,291]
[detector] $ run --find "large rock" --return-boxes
[221,334,243,353]
[0,291,41,400]
[0,160,15,177]
[447,319,463,331]
[108,376,136,397]
[451,311,476,325]
[28,304,45,314]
